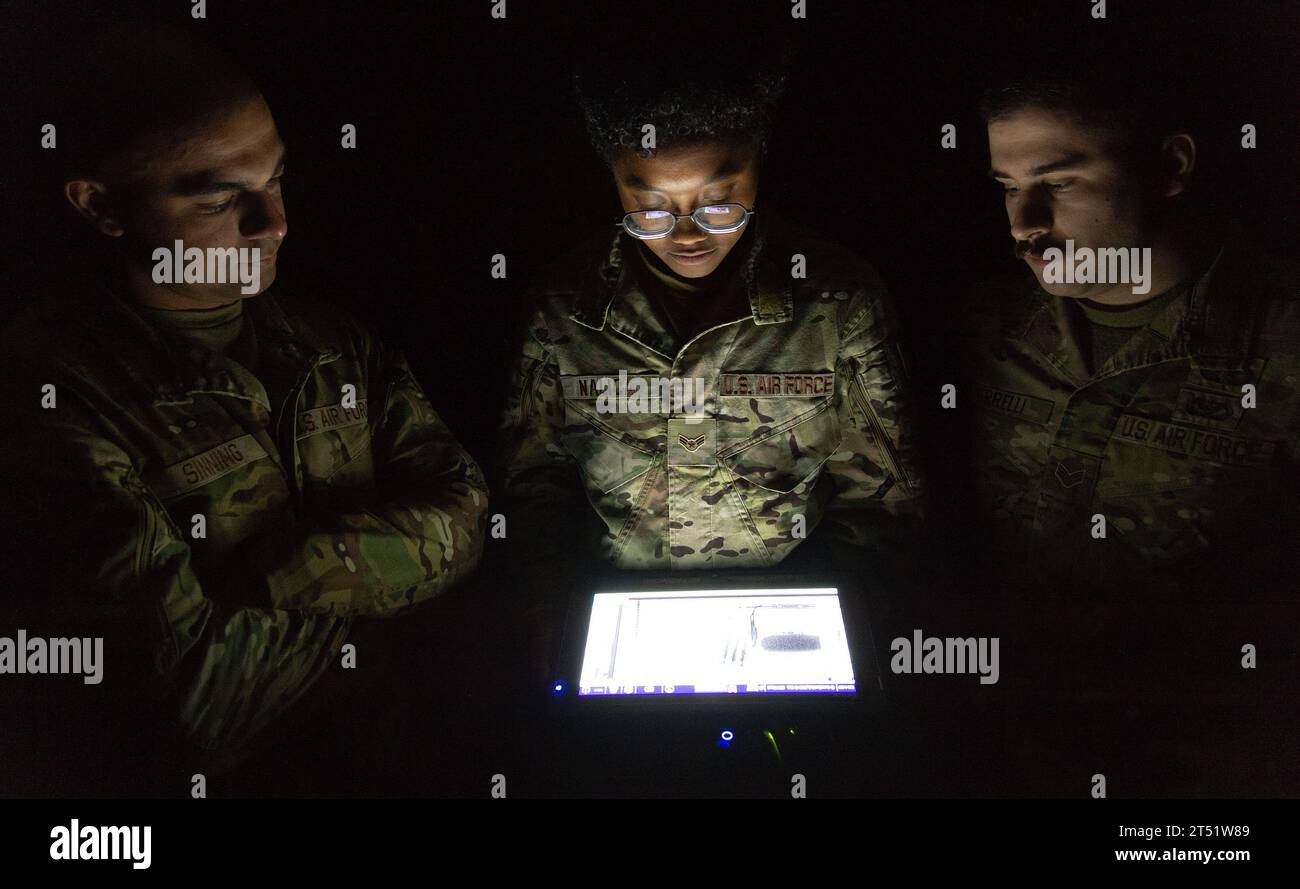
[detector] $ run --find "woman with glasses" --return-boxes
[499,58,922,638]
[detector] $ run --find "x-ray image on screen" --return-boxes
[577,587,856,696]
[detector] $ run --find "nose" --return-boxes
[669,215,709,248]
[238,189,288,243]
[1007,189,1051,244]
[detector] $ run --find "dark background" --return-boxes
[1,0,1296,797]
[8,0,1297,463]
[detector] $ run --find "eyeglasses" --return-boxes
[621,202,755,240]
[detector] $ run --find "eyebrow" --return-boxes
[988,151,1090,179]
[172,148,288,196]
[623,159,743,193]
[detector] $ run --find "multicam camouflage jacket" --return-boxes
[967,245,1300,588]
[6,285,488,756]
[500,223,921,574]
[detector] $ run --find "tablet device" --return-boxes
[555,570,883,707]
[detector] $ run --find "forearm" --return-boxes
[254,336,492,616]
[250,479,488,617]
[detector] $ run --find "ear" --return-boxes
[64,179,126,236]
[1159,133,1196,198]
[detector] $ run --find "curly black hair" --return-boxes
[574,54,788,164]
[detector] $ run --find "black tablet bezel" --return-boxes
[549,567,885,713]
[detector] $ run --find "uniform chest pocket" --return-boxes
[972,385,1058,481]
[717,397,842,493]
[296,399,376,488]
[1098,470,1259,562]
[149,432,289,555]
[560,396,661,493]
[1098,414,1278,497]
[1096,417,1285,559]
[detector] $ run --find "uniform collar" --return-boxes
[73,281,339,406]
[242,288,341,362]
[568,220,793,348]
[1017,244,1242,385]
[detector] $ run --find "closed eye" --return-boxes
[198,171,284,213]
[198,197,235,214]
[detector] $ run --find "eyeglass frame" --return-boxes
[620,203,756,240]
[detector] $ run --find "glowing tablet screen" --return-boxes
[577,587,856,696]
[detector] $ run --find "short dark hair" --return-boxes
[976,33,1199,168]
[980,79,1178,143]
[54,19,261,183]
[574,54,788,164]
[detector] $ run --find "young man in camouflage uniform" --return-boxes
[2,31,488,783]
[499,64,921,607]
[968,76,1299,596]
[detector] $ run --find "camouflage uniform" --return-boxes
[499,222,920,575]
[967,245,1300,591]
[4,284,488,758]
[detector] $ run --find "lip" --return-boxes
[1022,244,1059,268]
[668,248,717,265]
[257,248,279,264]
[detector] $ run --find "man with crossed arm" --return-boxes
[1,26,487,787]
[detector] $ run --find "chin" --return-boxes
[249,267,276,295]
[1034,275,1091,300]
[672,266,714,279]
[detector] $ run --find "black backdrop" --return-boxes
[2,0,1296,798]
[8,0,1296,479]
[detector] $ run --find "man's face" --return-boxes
[988,107,1151,300]
[611,141,758,279]
[112,93,287,307]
